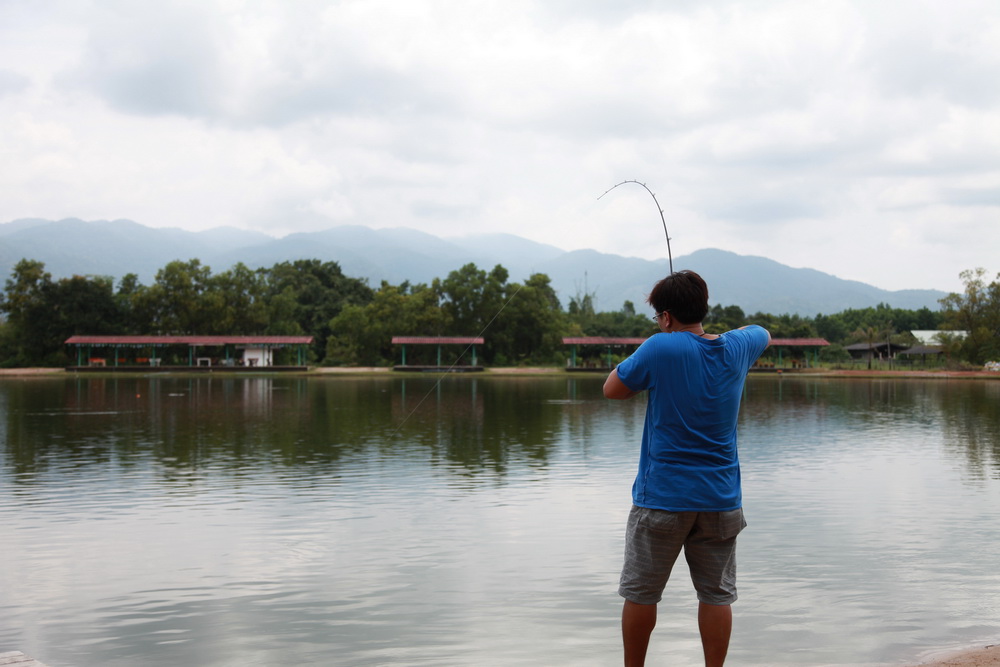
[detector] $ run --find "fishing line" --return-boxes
[388,282,524,438]
[598,180,674,273]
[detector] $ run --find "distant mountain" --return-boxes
[0,218,271,285]
[0,218,948,316]
[677,249,946,315]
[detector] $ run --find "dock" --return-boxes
[0,652,48,666]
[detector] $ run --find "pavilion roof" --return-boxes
[65,335,313,346]
[769,338,830,347]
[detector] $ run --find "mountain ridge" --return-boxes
[0,218,948,317]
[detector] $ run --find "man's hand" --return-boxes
[604,368,638,400]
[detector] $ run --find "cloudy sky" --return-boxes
[2,0,998,293]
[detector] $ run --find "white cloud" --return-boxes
[1,0,999,293]
[0,69,30,97]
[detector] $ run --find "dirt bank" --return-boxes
[908,644,1000,666]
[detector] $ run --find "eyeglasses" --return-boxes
[651,311,668,322]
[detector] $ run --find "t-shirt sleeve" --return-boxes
[615,336,657,392]
[732,325,770,367]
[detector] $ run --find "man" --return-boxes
[603,270,770,667]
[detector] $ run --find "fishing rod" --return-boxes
[598,180,673,273]
[394,179,670,434]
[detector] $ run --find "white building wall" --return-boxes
[241,346,272,367]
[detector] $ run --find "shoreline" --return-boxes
[906,643,1000,666]
[2,366,1000,379]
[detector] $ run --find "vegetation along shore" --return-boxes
[1,258,997,372]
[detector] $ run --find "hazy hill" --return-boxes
[0,218,947,317]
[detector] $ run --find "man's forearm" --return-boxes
[604,368,638,400]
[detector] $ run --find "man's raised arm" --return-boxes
[604,368,638,400]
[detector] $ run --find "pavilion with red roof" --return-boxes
[391,336,485,372]
[64,335,313,370]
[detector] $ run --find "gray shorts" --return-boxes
[619,505,746,606]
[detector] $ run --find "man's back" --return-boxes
[614,326,770,511]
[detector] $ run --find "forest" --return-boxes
[0,258,996,368]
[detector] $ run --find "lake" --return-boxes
[1,374,998,666]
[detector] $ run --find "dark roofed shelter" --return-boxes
[900,344,944,357]
[844,341,910,365]
[64,335,314,370]
[897,344,945,368]
[391,336,485,372]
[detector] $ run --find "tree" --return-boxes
[1,259,51,322]
[814,313,848,343]
[567,290,597,332]
[817,304,943,344]
[939,268,1000,365]
[210,263,269,334]
[265,259,374,361]
[0,260,55,365]
[0,262,122,366]
[326,281,449,366]
[746,312,817,339]
[116,273,145,334]
[898,306,943,332]
[325,303,373,365]
[50,275,121,336]
[265,290,305,336]
[133,259,216,334]
[487,273,565,365]
[582,305,653,339]
[704,304,747,333]
[439,263,508,336]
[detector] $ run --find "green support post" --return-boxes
[437,345,442,367]
[472,346,477,366]
[402,344,407,365]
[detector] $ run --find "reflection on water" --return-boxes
[737,379,1000,665]
[1,375,998,666]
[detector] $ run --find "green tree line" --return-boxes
[1,257,995,368]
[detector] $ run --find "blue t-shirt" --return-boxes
[615,325,770,512]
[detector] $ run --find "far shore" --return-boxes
[2,366,1000,380]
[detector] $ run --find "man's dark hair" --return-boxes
[647,270,710,324]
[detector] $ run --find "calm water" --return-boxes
[1,375,998,666]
